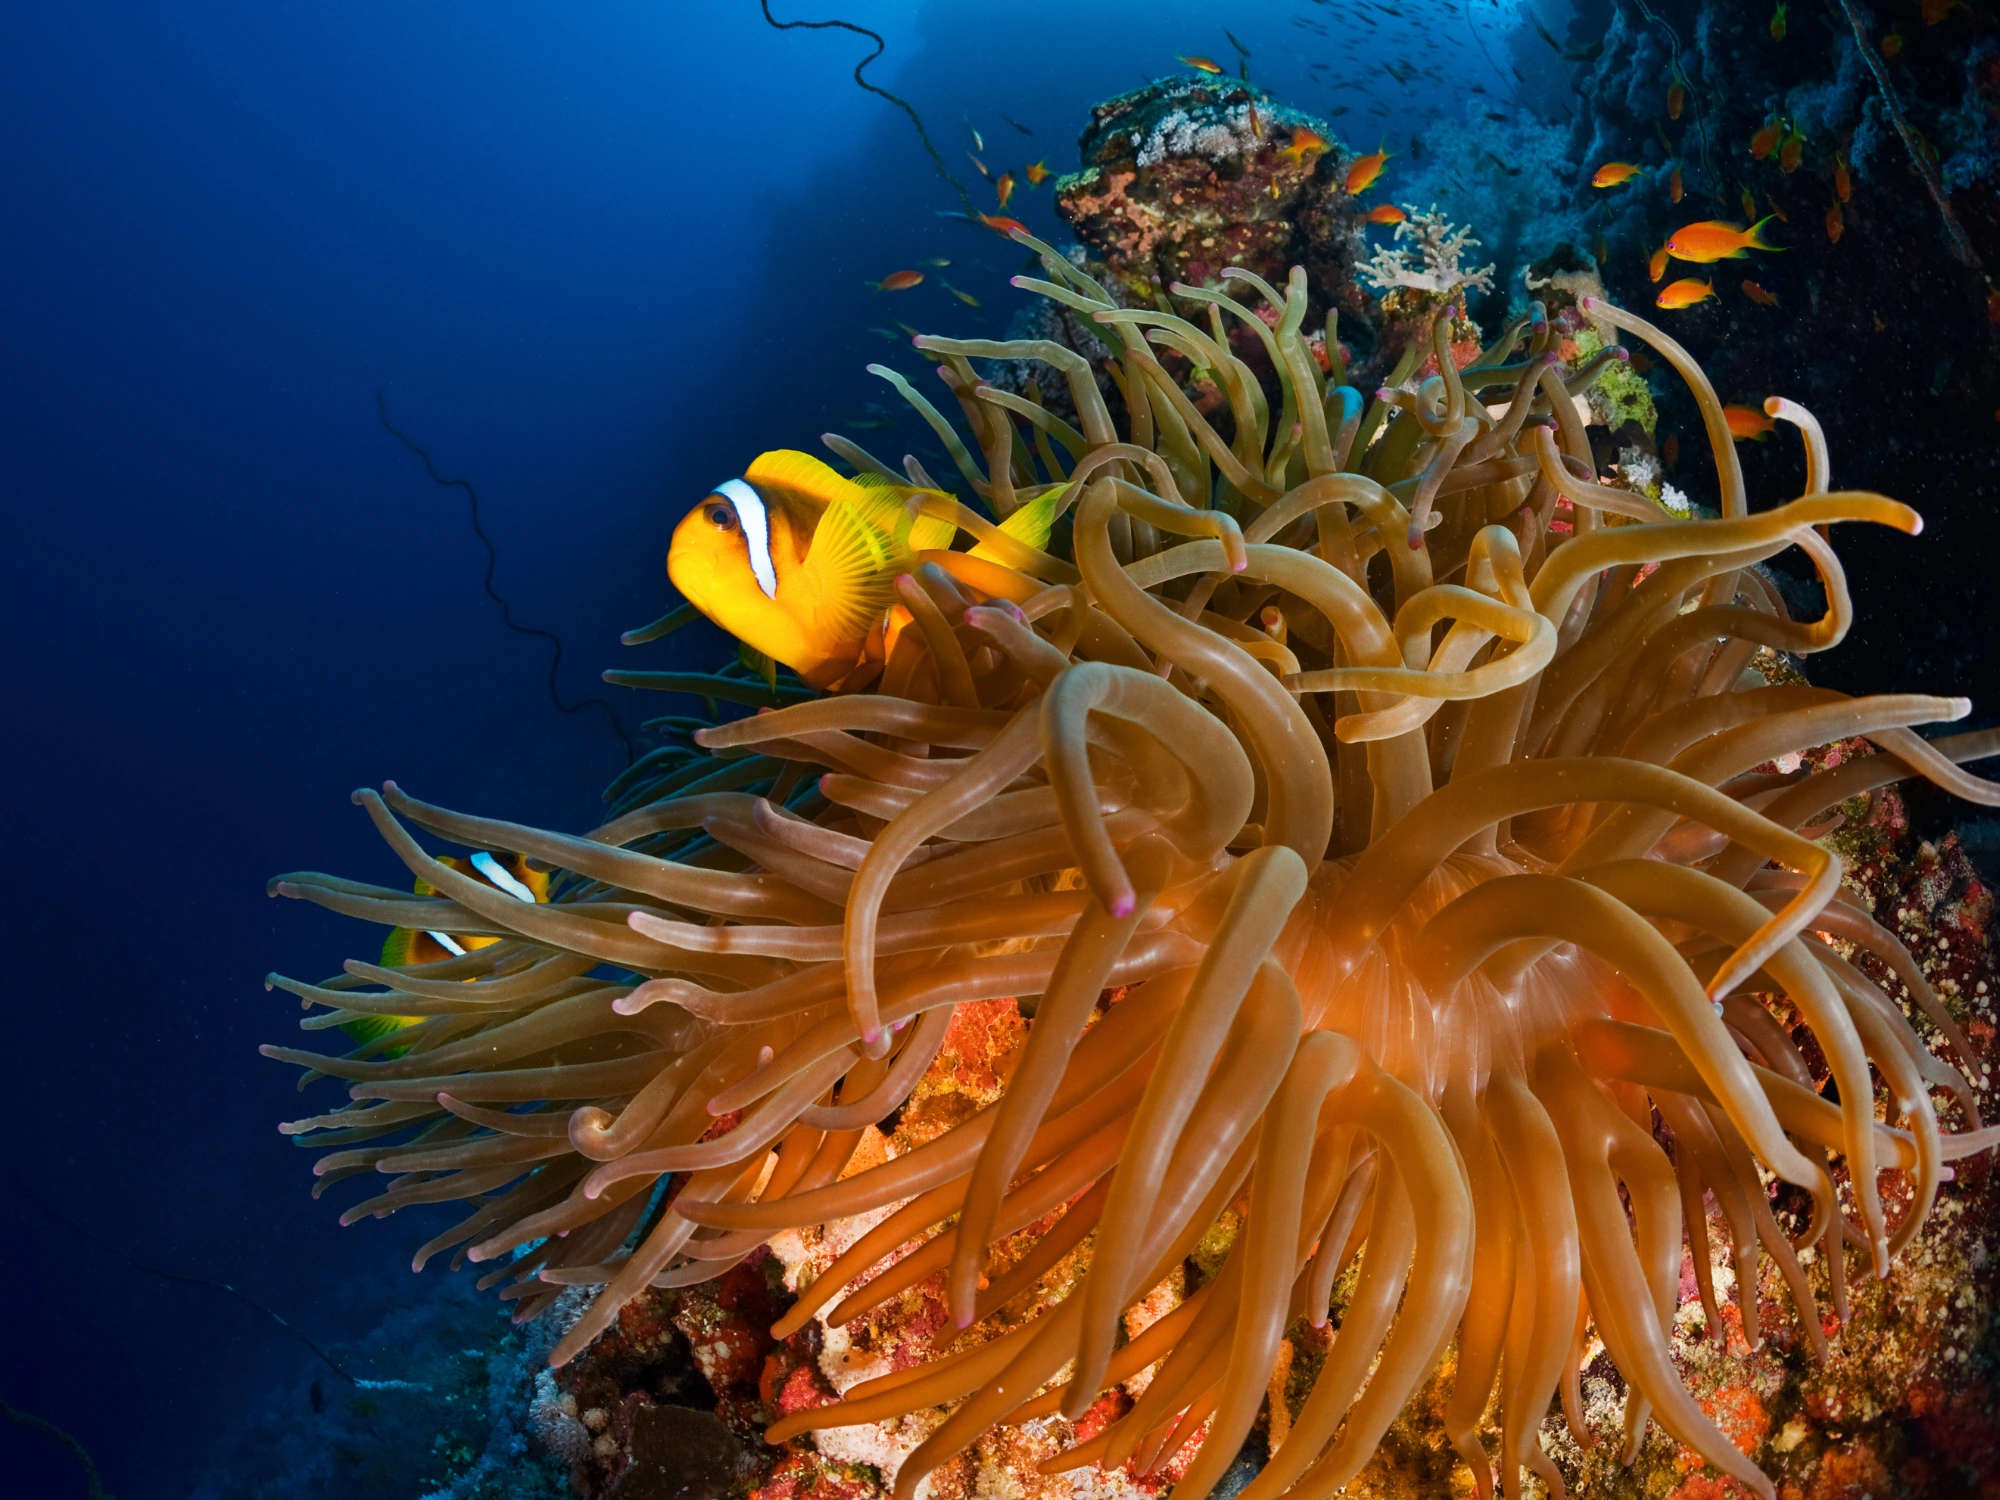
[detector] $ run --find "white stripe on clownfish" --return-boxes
[471,851,538,904]
[715,478,779,599]
[425,930,468,956]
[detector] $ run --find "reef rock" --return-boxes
[1054,76,1373,336]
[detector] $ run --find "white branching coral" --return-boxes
[1358,205,1497,296]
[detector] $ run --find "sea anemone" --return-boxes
[266,234,2000,1500]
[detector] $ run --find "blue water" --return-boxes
[1,2,1548,1491]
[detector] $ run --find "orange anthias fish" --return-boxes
[1724,404,1776,440]
[1364,203,1407,224]
[977,212,1029,236]
[1767,193,1790,222]
[1826,200,1844,242]
[1670,164,1684,203]
[1657,277,1717,309]
[1881,32,1904,57]
[1649,244,1671,283]
[1742,279,1781,306]
[1667,78,1685,119]
[1024,159,1051,185]
[1180,54,1223,74]
[873,270,924,292]
[1666,216,1782,262]
[1751,120,1783,160]
[1771,1,1788,41]
[1835,156,1852,202]
[668,451,1057,688]
[1741,187,1758,219]
[1591,161,1642,187]
[1779,131,1805,173]
[1283,126,1330,165]
[1663,433,1681,467]
[1345,147,1392,194]
[994,172,1016,208]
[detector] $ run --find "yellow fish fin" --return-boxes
[967,488,1063,563]
[850,472,959,551]
[801,497,906,645]
[744,449,855,518]
[995,488,1063,552]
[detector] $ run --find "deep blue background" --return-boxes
[1,2,1535,1491]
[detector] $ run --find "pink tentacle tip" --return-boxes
[1109,892,1136,919]
[1579,295,1600,313]
[861,1025,884,1047]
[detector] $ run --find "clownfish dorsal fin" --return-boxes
[743,449,857,522]
[849,471,958,552]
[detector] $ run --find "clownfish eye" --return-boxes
[706,503,736,530]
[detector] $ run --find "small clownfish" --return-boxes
[1656,277,1717,309]
[358,852,550,1044]
[1363,203,1407,224]
[1666,217,1781,263]
[1591,161,1642,188]
[667,451,1060,689]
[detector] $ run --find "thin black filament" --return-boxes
[376,392,637,762]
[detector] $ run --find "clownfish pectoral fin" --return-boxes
[800,499,904,647]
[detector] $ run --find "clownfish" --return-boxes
[668,450,1058,690]
[355,851,550,1044]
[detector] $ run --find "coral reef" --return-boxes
[1052,76,1370,327]
[1557,0,2000,691]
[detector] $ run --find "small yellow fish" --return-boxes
[1649,243,1671,282]
[1283,126,1330,164]
[1741,279,1780,306]
[995,172,1016,208]
[1666,216,1781,262]
[968,152,990,178]
[942,279,981,306]
[1345,146,1392,194]
[1724,404,1776,440]
[363,853,549,1043]
[1825,200,1844,243]
[873,270,924,292]
[1248,99,1263,139]
[1751,120,1783,160]
[1656,277,1717,309]
[1180,54,1223,74]
[1364,202,1407,224]
[1667,78,1685,120]
[1025,159,1050,185]
[1670,163,1684,203]
[667,452,1058,688]
[1835,156,1852,202]
[669,452,954,688]
[1591,161,1642,187]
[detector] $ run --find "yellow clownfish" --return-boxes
[353,851,549,1045]
[667,449,1059,689]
